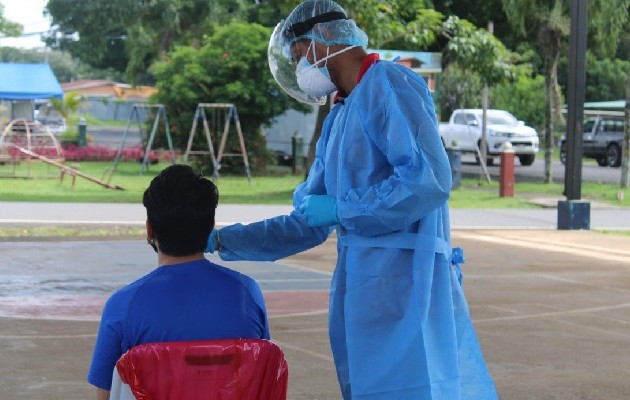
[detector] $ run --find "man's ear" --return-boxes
[146,220,154,240]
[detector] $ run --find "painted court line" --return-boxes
[476,302,630,324]
[456,232,630,264]
[272,340,334,362]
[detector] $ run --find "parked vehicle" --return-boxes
[35,114,67,135]
[559,116,625,167]
[439,109,540,166]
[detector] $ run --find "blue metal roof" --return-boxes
[0,63,63,100]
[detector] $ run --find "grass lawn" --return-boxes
[0,161,303,204]
[0,160,628,209]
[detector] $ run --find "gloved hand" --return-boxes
[298,195,339,227]
[205,229,220,253]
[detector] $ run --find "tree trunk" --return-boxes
[304,100,331,180]
[543,51,554,184]
[550,50,564,127]
[160,28,173,60]
[622,66,630,188]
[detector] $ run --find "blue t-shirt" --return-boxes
[87,258,269,390]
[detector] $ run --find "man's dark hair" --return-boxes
[143,164,218,256]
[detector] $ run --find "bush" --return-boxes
[491,74,546,131]
[150,22,310,174]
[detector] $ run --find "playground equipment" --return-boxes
[105,104,176,183]
[184,103,252,182]
[16,146,123,190]
[0,119,124,190]
[0,118,64,176]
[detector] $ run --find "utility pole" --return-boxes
[558,0,589,230]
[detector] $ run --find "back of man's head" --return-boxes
[143,164,218,257]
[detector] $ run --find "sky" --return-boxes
[0,0,50,49]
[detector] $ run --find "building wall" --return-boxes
[79,98,149,122]
[264,108,318,156]
[0,100,10,124]
[0,100,33,120]
[72,86,119,97]
[11,101,34,119]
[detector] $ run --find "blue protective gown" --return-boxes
[216,59,498,399]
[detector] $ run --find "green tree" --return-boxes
[151,22,309,173]
[438,65,483,120]
[432,0,520,49]
[346,0,444,49]
[0,3,22,37]
[590,0,630,188]
[45,0,132,76]
[584,54,630,102]
[49,91,82,120]
[442,16,525,86]
[491,73,546,131]
[502,0,571,183]
[45,0,246,83]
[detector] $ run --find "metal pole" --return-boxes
[564,0,587,200]
[558,0,590,230]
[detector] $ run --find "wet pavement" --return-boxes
[0,203,629,399]
[0,240,332,321]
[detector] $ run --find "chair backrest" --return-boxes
[112,338,288,400]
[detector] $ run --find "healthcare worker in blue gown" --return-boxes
[206,0,498,398]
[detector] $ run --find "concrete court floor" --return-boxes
[0,229,629,399]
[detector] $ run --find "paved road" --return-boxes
[1,202,629,230]
[460,154,624,184]
[89,127,142,147]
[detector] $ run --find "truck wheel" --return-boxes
[475,142,494,166]
[596,156,608,167]
[560,143,567,165]
[606,143,622,167]
[518,154,535,166]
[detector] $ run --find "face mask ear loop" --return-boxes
[308,41,318,65]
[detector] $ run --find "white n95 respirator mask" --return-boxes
[295,57,337,97]
[295,43,359,98]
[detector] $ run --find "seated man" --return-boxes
[87,164,269,400]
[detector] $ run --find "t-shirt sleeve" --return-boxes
[243,276,270,340]
[87,293,127,390]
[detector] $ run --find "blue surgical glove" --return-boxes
[205,229,219,253]
[298,195,339,227]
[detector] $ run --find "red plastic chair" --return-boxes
[111,339,288,400]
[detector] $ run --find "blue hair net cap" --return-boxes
[284,0,368,48]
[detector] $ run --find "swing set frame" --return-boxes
[184,103,252,183]
[105,103,176,183]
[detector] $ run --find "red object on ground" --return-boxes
[500,146,515,197]
[116,339,288,400]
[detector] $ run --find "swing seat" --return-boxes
[109,338,288,400]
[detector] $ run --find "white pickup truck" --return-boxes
[439,109,540,166]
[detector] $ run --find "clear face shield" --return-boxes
[268,20,328,106]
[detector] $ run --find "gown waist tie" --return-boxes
[338,232,464,284]
[338,232,451,258]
